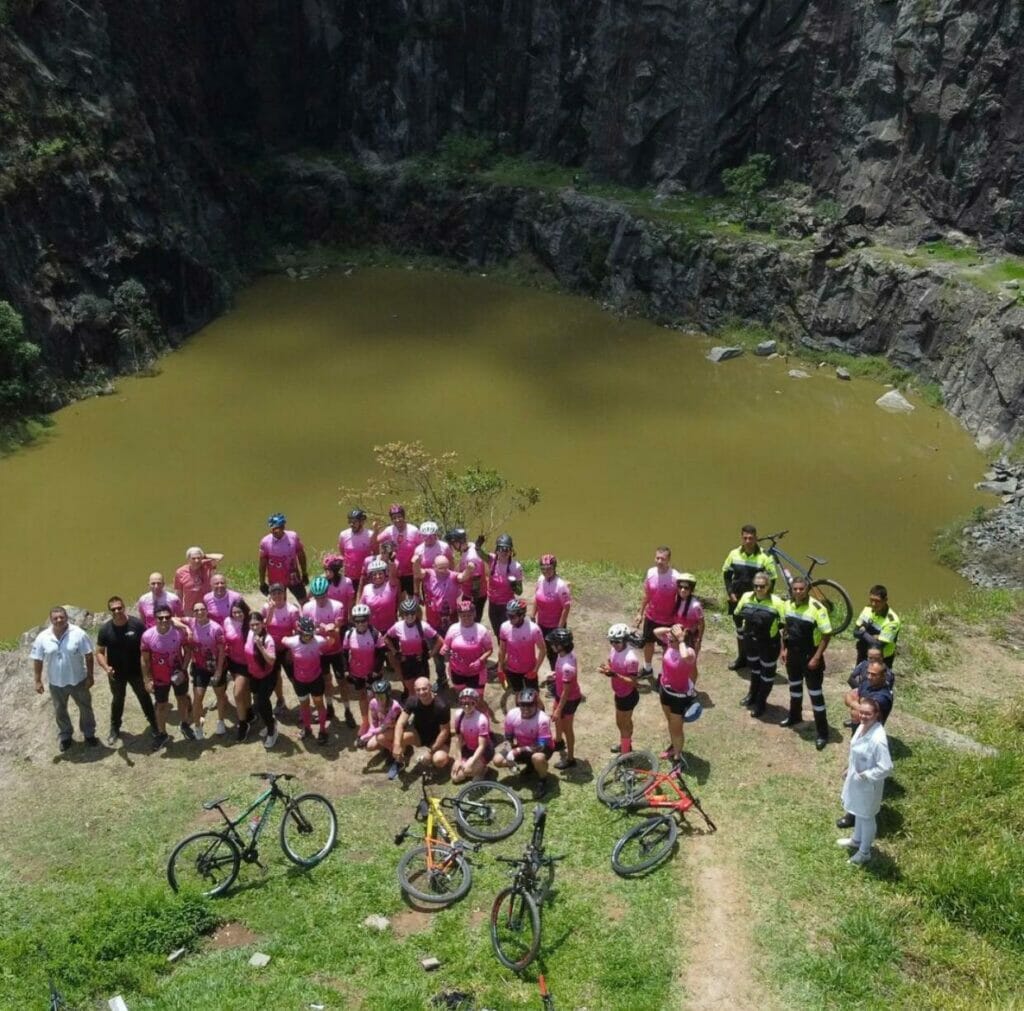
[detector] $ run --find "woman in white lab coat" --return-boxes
[837,697,892,865]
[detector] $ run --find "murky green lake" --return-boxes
[0,268,988,638]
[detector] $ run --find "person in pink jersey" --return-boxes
[653,624,700,764]
[137,572,184,629]
[303,574,357,731]
[359,678,404,765]
[601,623,642,755]
[547,627,582,769]
[262,583,300,715]
[498,598,546,695]
[448,527,488,621]
[321,554,356,616]
[494,688,554,799]
[282,616,339,745]
[173,546,224,613]
[356,538,400,598]
[672,573,705,656]
[342,603,386,733]
[421,554,461,686]
[635,546,681,680]
[412,521,453,597]
[530,554,571,671]
[485,533,524,634]
[204,573,242,627]
[258,512,309,603]
[242,611,279,749]
[360,559,400,635]
[386,597,440,699]
[442,600,494,716]
[376,503,421,596]
[141,604,192,750]
[222,599,252,738]
[338,507,378,583]
[451,687,494,783]
[179,600,226,741]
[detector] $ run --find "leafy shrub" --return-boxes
[435,132,496,176]
[0,300,40,423]
[721,154,774,215]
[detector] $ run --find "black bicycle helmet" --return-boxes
[447,526,468,545]
[516,688,538,707]
[370,678,391,696]
[297,616,316,635]
[506,598,527,617]
[546,627,574,652]
[348,507,366,521]
[495,533,514,551]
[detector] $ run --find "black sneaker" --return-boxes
[728,659,747,671]
[151,732,170,752]
[317,729,329,746]
[298,726,311,741]
[180,723,196,741]
[236,720,250,743]
[532,778,549,800]
[58,738,73,753]
[343,708,357,729]
[836,812,855,829]
[105,730,121,747]
[554,756,576,770]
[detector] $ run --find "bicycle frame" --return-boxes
[207,774,293,858]
[399,776,471,870]
[615,762,716,831]
[759,530,819,590]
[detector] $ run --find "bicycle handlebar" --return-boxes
[757,529,788,544]
[250,772,295,781]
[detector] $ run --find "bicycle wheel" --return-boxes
[611,814,678,877]
[280,793,338,867]
[397,843,472,905]
[596,750,658,807]
[167,831,241,897]
[810,578,853,636]
[454,781,524,841]
[490,886,541,972]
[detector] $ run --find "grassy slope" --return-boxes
[1,564,1022,1009]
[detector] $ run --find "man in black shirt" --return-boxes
[96,596,158,745]
[390,677,451,778]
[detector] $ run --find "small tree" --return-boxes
[721,154,774,218]
[113,279,161,367]
[339,441,541,539]
[0,300,41,423]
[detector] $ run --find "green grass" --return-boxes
[0,414,53,456]
[931,506,989,569]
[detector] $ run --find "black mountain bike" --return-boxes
[759,529,853,634]
[490,805,564,972]
[167,772,337,897]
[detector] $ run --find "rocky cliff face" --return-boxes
[1,0,1023,429]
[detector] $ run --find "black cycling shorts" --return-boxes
[614,689,640,712]
[553,694,582,716]
[153,679,189,703]
[659,686,696,716]
[292,674,326,699]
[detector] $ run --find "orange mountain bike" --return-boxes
[596,751,716,876]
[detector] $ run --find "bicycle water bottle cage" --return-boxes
[415,799,429,821]
[533,805,547,828]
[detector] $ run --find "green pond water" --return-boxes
[0,267,989,639]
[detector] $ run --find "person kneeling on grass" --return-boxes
[390,677,452,780]
[494,688,553,800]
[547,627,582,769]
[359,678,403,755]
[451,688,494,783]
[653,624,700,765]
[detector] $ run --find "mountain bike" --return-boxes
[167,772,337,897]
[596,751,716,877]
[490,805,564,972]
[394,772,524,904]
[758,529,853,634]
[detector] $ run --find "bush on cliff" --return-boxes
[0,300,41,425]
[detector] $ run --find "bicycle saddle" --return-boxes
[202,796,229,810]
[807,555,827,566]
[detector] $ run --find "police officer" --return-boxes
[853,585,901,668]
[722,525,777,671]
[735,572,786,717]
[779,577,833,750]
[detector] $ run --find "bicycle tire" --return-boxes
[167,831,241,897]
[454,781,524,841]
[810,578,853,636]
[397,843,472,905]
[595,750,658,807]
[279,793,338,867]
[611,814,678,877]
[490,886,541,972]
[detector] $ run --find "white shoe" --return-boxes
[259,727,268,739]
[835,837,858,849]
[215,720,227,735]
[194,724,205,741]
[848,850,871,865]
[263,731,278,750]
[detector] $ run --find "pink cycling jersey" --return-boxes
[643,566,682,624]
[534,576,571,627]
[137,591,184,628]
[457,544,487,600]
[422,570,460,629]
[263,602,300,646]
[387,619,439,656]
[186,618,224,670]
[554,652,582,702]
[361,581,398,633]
[442,623,493,678]
[500,619,545,674]
[326,576,355,615]
[487,555,524,605]
[174,562,217,613]
[673,596,705,643]
[342,626,379,679]
[259,530,303,586]
[455,708,491,750]
[244,631,276,679]
[338,527,374,582]
[503,708,552,748]
[379,522,421,577]
[302,598,344,654]
[608,644,640,698]
[413,538,453,572]
[222,616,247,665]
[204,588,242,626]
[141,626,188,684]
[660,643,697,695]
[363,696,402,740]
[281,634,328,684]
